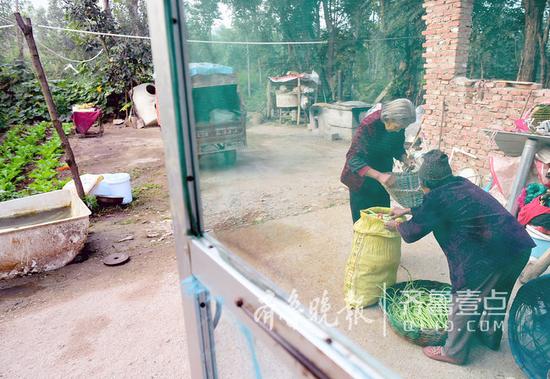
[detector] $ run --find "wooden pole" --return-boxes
[246,42,251,97]
[337,70,342,101]
[296,77,301,126]
[14,13,85,199]
[266,80,272,119]
[258,59,262,93]
[15,0,24,61]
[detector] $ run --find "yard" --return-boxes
[2,0,549,376]
[0,122,525,378]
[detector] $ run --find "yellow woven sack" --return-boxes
[344,207,403,309]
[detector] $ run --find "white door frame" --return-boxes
[146,1,399,378]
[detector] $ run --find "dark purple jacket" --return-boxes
[397,176,535,289]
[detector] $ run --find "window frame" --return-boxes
[147,1,399,378]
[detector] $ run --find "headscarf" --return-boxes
[418,149,453,184]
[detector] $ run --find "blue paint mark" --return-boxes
[180,276,262,378]
[238,322,263,379]
[181,276,205,296]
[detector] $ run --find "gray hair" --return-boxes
[380,99,416,129]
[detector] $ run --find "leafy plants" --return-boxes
[0,63,107,131]
[0,122,72,201]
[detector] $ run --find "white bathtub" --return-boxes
[0,190,90,280]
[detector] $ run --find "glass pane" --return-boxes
[213,302,296,379]
[184,0,538,377]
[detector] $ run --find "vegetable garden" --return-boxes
[0,122,72,202]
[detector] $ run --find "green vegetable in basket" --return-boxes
[383,281,452,330]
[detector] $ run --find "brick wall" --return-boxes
[421,0,550,175]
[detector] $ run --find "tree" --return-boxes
[538,8,550,85]
[103,0,111,19]
[468,0,524,81]
[62,0,153,115]
[517,0,546,82]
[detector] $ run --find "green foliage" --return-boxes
[0,62,106,131]
[0,122,49,195]
[1,0,152,124]
[468,0,525,80]
[0,121,72,202]
[84,194,99,212]
[184,0,548,108]
[62,0,153,115]
[187,0,427,108]
[2,0,549,124]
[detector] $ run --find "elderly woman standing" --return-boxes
[341,99,416,222]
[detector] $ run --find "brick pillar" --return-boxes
[421,0,473,150]
[422,0,473,81]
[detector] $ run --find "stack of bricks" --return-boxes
[421,0,550,176]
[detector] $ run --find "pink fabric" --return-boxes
[72,109,102,134]
[358,166,371,177]
[517,195,550,225]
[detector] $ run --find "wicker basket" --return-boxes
[379,280,450,347]
[385,172,424,208]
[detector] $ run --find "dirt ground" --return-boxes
[0,122,528,378]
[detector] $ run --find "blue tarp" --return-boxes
[189,63,234,77]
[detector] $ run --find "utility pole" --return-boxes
[246,41,251,97]
[14,13,85,199]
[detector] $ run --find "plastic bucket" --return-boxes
[93,173,132,204]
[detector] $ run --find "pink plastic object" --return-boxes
[72,108,102,134]
[514,118,529,132]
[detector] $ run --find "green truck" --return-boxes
[190,63,246,165]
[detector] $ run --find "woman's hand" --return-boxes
[400,154,416,171]
[363,168,395,186]
[390,207,411,219]
[384,220,401,231]
[377,172,396,187]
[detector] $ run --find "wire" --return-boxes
[30,21,422,46]
[0,14,14,23]
[187,35,420,46]
[35,39,104,63]
[37,24,151,40]
[187,39,327,45]
[3,20,103,64]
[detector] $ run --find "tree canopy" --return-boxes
[1,0,550,118]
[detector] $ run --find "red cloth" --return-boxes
[517,195,550,225]
[72,109,102,134]
[516,187,527,210]
[533,226,550,235]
